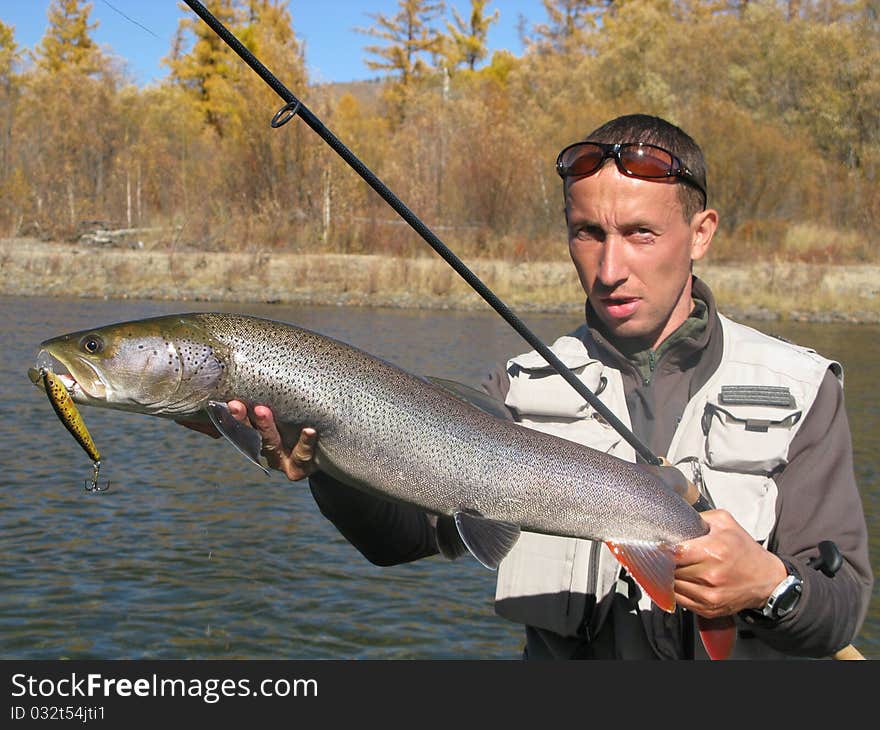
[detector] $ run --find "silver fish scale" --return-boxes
[190,313,704,546]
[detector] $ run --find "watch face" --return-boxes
[775,583,803,616]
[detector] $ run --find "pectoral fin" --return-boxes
[205,400,269,475]
[453,509,521,570]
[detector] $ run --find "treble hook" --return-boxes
[84,460,110,493]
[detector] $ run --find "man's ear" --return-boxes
[690,208,718,262]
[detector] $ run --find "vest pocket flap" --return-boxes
[702,399,802,473]
[505,361,605,418]
[506,337,604,418]
[507,335,596,372]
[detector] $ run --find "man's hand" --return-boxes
[177,401,318,481]
[673,509,788,618]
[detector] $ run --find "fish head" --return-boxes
[32,314,228,417]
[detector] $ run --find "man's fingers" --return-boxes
[674,540,716,569]
[281,428,318,480]
[204,402,318,481]
[251,405,285,462]
[291,428,317,463]
[248,405,317,480]
[228,400,249,422]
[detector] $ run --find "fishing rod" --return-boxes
[180,0,661,467]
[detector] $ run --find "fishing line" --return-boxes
[180,0,661,466]
[100,0,161,40]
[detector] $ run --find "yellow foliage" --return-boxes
[33,0,102,76]
[1,0,875,265]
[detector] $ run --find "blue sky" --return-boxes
[1,1,549,85]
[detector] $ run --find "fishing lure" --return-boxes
[37,367,108,492]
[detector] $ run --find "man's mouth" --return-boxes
[599,296,640,319]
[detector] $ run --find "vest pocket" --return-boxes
[518,413,623,454]
[505,358,605,419]
[701,398,802,473]
[506,355,626,455]
[695,467,779,543]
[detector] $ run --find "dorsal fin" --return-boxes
[424,376,513,421]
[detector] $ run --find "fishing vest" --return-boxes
[494,314,841,658]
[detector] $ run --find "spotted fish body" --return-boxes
[33,313,734,657]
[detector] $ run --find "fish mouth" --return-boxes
[29,350,107,401]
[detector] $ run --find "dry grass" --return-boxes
[779,224,873,264]
[2,238,878,322]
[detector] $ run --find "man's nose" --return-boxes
[596,236,628,287]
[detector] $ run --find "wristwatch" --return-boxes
[761,562,803,620]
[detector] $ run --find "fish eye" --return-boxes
[80,335,104,355]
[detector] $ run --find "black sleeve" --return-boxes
[308,472,439,566]
[749,369,874,656]
[481,363,513,410]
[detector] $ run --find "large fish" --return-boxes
[31,312,734,658]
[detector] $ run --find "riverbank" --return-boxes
[1,237,878,322]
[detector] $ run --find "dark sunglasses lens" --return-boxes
[619,145,675,178]
[561,144,605,176]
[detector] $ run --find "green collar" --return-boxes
[621,299,709,384]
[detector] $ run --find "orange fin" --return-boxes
[605,540,678,613]
[697,615,737,660]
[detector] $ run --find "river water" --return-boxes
[1,296,877,660]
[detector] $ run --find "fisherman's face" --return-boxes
[565,164,717,350]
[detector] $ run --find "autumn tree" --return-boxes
[0,20,20,81]
[0,20,24,232]
[165,0,242,135]
[33,0,102,76]
[529,0,610,54]
[2,0,875,262]
[22,0,124,234]
[357,0,447,85]
[0,20,20,167]
[445,0,499,71]
[227,0,317,247]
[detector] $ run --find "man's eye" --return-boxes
[575,227,602,241]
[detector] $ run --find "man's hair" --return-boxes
[581,114,708,220]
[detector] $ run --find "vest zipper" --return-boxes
[644,350,656,386]
[580,541,602,640]
[587,541,600,596]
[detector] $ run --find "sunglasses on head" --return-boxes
[555,141,707,209]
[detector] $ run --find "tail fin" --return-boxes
[606,540,737,659]
[697,615,737,660]
[605,540,678,613]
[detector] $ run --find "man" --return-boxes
[199,115,872,659]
